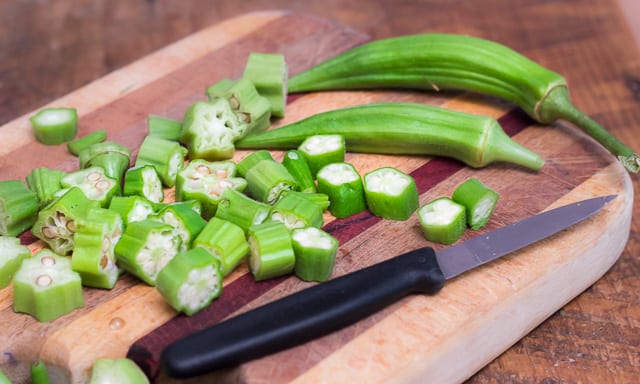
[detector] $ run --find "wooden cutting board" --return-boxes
[0,10,633,384]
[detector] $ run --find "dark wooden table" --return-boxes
[2,1,639,382]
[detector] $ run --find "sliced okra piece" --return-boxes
[147,114,182,142]
[236,149,274,177]
[269,191,324,230]
[282,150,316,193]
[162,199,202,217]
[452,178,499,230]
[88,358,150,384]
[245,159,298,204]
[0,180,39,236]
[179,99,242,161]
[247,221,295,281]
[67,129,107,156]
[280,190,330,211]
[32,187,99,255]
[298,134,345,176]
[175,159,247,219]
[242,52,288,118]
[135,136,187,188]
[363,167,419,221]
[79,141,131,188]
[152,203,207,252]
[316,163,366,218]
[71,208,123,289]
[214,187,272,232]
[123,165,164,204]
[114,219,181,285]
[26,167,67,209]
[29,107,78,145]
[206,78,235,101]
[0,236,31,289]
[417,197,466,245]
[224,78,272,135]
[193,217,249,276]
[156,247,223,316]
[291,227,339,282]
[13,249,84,322]
[30,361,51,384]
[109,195,156,227]
[61,166,118,207]
[0,369,11,384]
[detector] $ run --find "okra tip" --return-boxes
[484,120,545,171]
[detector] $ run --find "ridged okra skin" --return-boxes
[287,33,639,173]
[452,178,499,230]
[26,167,67,209]
[123,165,164,204]
[135,136,187,188]
[291,227,339,282]
[29,107,78,145]
[214,187,272,232]
[242,52,288,118]
[109,195,156,226]
[152,203,207,253]
[269,191,324,230]
[79,141,132,188]
[244,159,298,204]
[193,217,249,276]
[298,134,346,176]
[316,163,367,219]
[363,167,419,221]
[247,221,295,281]
[67,129,107,156]
[0,180,39,237]
[0,236,31,289]
[282,150,316,193]
[236,103,544,171]
[417,197,467,245]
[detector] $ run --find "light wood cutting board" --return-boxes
[0,10,633,384]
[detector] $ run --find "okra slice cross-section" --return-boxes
[363,167,419,221]
[151,203,206,253]
[0,236,31,289]
[13,249,84,322]
[30,107,78,145]
[298,134,345,176]
[156,248,223,316]
[316,162,366,218]
[109,195,156,227]
[247,221,295,281]
[0,180,39,237]
[269,191,324,230]
[123,165,164,204]
[452,178,499,230]
[114,219,182,286]
[417,197,466,245]
[292,227,339,282]
[135,136,187,188]
[79,141,131,188]
[61,166,119,207]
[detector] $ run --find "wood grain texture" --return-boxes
[1,1,639,383]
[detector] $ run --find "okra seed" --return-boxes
[229,96,240,110]
[196,165,211,175]
[66,220,75,232]
[109,317,125,330]
[95,180,111,191]
[215,169,228,178]
[86,172,101,182]
[35,274,53,287]
[100,255,109,269]
[42,226,58,239]
[218,180,233,189]
[40,256,57,266]
[240,112,252,123]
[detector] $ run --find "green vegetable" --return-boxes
[236,102,544,171]
[30,361,51,384]
[206,78,236,101]
[61,166,119,207]
[155,248,223,316]
[417,197,466,245]
[244,159,298,204]
[0,180,39,237]
[26,167,67,209]
[67,129,107,156]
[79,141,132,188]
[242,52,288,118]
[123,165,164,204]
[0,236,31,289]
[282,150,316,193]
[223,77,272,134]
[452,178,499,230]
[30,107,78,145]
[135,136,187,188]
[247,221,295,281]
[363,167,419,221]
[287,33,638,173]
[71,208,123,289]
[292,227,339,282]
[88,358,149,384]
[114,219,181,286]
[152,203,207,253]
[108,195,156,226]
[280,190,330,211]
[32,187,99,255]
[236,150,274,177]
[13,249,84,322]
[269,190,324,230]
[214,187,272,232]
[0,369,11,384]
[298,134,345,176]
[316,163,366,218]
[147,115,182,141]
[193,217,249,276]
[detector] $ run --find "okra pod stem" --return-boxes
[287,33,638,173]
[282,150,317,193]
[237,103,544,171]
[452,178,499,230]
[417,197,467,245]
[156,248,223,316]
[135,136,187,188]
[0,180,39,237]
[316,163,367,218]
[214,187,272,232]
[148,115,182,142]
[67,129,107,156]
[292,227,339,282]
[363,167,419,221]
[247,221,295,281]
[13,249,84,322]
[29,107,78,145]
[0,236,31,289]
[193,217,249,276]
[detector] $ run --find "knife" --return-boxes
[161,194,616,378]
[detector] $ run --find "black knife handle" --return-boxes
[161,246,445,378]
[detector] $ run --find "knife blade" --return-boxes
[161,194,616,378]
